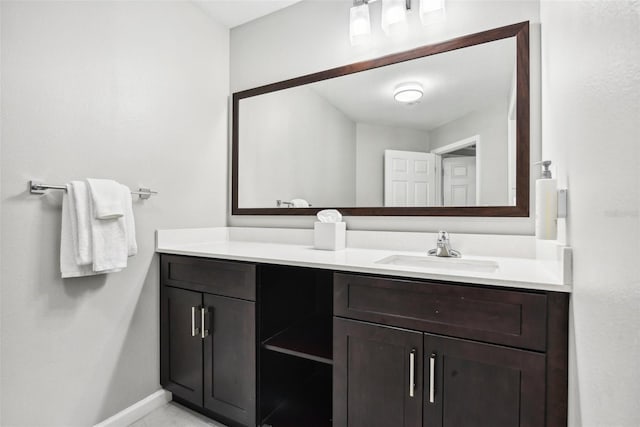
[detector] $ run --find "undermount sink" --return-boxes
[375,254,499,273]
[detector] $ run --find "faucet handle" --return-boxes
[437,231,449,242]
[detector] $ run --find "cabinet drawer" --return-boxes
[334,273,547,351]
[161,255,256,301]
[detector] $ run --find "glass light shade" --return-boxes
[350,3,371,46]
[381,0,407,35]
[394,82,424,103]
[419,0,446,24]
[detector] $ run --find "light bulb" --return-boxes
[350,3,371,46]
[420,0,446,25]
[381,0,407,36]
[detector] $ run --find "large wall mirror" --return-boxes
[232,22,529,216]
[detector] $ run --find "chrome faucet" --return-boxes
[428,231,461,258]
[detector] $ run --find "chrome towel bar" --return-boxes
[29,180,158,200]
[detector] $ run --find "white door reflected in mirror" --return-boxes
[383,150,437,207]
[443,156,476,206]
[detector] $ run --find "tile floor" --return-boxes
[128,402,226,427]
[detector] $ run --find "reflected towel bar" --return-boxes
[29,180,158,200]
[276,199,313,208]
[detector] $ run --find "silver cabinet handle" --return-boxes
[191,306,200,337]
[429,353,436,404]
[409,349,416,398]
[200,307,209,339]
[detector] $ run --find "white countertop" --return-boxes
[156,227,572,293]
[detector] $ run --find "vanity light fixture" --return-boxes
[350,0,372,45]
[419,0,446,24]
[394,82,424,103]
[349,0,446,45]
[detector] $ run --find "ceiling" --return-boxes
[310,37,517,132]
[193,0,304,28]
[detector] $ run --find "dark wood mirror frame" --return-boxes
[232,21,529,217]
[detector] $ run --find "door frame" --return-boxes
[431,135,481,205]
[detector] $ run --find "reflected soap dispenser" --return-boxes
[535,160,557,240]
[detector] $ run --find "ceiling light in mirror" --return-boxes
[381,0,407,35]
[350,2,371,45]
[394,82,424,103]
[420,0,446,24]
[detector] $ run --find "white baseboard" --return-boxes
[94,389,172,427]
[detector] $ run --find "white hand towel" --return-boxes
[87,178,125,219]
[291,198,309,208]
[61,186,121,278]
[88,183,128,273]
[68,181,92,266]
[121,184,138,257]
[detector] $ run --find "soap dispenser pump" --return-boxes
[537,160,552,179]
[534,160,557,240]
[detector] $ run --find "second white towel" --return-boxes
[87,178,125,219]
[90,192,128,273]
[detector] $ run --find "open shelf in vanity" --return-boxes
[262,314,333,365]
[258,265,333,427]
[260,361,332,427]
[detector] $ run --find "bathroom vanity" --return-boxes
[157,228,570,427]
[159,18,568,427]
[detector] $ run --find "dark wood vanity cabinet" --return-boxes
[160,256,568,427]
[333,273,569,427]
[160,255,256,427]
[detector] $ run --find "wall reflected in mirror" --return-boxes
[238,36,517,209]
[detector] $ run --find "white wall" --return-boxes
[0,2,228,426]
[429,102,510,205]
[0,2,3,420]
[229,0,541,233]
[540,2,640,426]
[355,123,429,206]
[239,86,356,207]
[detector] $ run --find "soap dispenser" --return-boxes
[535,160,557,240]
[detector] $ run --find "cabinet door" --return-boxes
[160,286,203,406]
[334,318,423,427]
[203,294,256,426]
[424,333,546,427]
